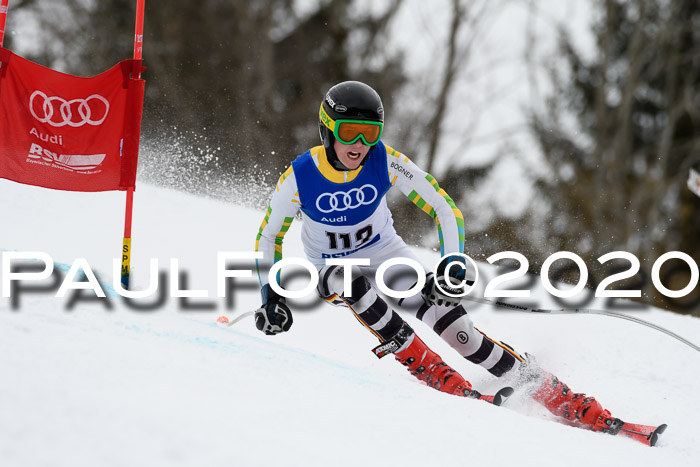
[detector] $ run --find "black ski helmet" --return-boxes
[318,81,384,170]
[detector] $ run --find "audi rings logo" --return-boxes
[316,184,378,213]
[29,91,110,128]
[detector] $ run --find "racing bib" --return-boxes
[292,142,392,226]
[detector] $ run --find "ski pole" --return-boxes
[216,311,255,327]
[461,295,700,353]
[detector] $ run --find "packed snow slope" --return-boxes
[1,179,699,467]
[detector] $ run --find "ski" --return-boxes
[600,418,668,446]
[473,387,514,407]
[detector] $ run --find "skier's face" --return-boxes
[334,139,370,170]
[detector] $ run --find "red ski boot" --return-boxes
[532,373,667,446]
[394,334,475,397]
[372,323,513,405]
[532,374,605,427]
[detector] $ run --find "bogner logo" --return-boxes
[26,143,106,173]
[390,161,413,180]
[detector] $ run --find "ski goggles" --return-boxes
[319,105,383,146]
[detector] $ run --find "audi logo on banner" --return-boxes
[316,184,379,213]
[29,91,110,128]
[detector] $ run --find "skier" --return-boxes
[253,81,663,444]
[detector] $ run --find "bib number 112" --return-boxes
[326,225,372,250]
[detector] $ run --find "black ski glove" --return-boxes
[421,255,473,308]
[255,284,293,335]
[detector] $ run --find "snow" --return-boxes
[2,178,700,467]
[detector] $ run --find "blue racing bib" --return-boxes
[292,141,392,226]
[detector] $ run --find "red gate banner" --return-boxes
[0,48,144,191]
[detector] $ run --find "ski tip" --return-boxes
[216,315,230,325]
[649,424,668,447]
[492,387,515,407]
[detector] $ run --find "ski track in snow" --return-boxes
[1,180,700,467]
